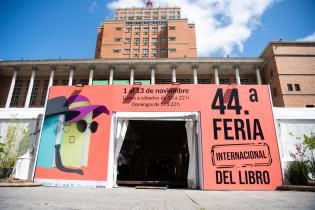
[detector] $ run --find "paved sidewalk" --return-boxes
[0,187,314,210]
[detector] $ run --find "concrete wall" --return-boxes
[0,108,44,180]
[273,107,315,183]
[0,108,44,146]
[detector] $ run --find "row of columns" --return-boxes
[5,66,80,108]
[102,65,262,86]
[5,65,262,108]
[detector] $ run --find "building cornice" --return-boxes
[260,41,315,58]
[0,58,265,76]
[0,57,264,66]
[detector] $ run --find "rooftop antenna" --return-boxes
[146,0,153,8]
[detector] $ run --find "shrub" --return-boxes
[304,135,315,150]
[0,143,4,153]
[286,160,309,185]
[17,128,31,156]
[0,125,32,178]
[303,135,315,181]
[309,156,315,181]
[0,126,19,169]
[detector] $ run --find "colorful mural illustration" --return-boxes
[36,95,109,175]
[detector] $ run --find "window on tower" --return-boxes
[294,84,301,91]
[142,49,148,54]
[151,49,158,54]
[287,84,293,91]
[124,49,130,54]
[161,49,167,54]
[124,38,131,43]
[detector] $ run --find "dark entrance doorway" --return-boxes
[117,120,189,188]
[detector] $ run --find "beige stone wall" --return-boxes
[261,42,315,107]
[261,53,285,107]
[95,27,104,58]
[275,56,315,74]
[99,21,124,59]
[167,20,197,58]
[283,95,315,107]
[188,24,197,56]
[96,10,197,59]
[279,75,315,94]
[273,45,315,55]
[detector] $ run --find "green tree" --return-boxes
[303,135,315,181]
[0,124,31,178]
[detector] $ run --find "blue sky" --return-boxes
[0,0,314,60]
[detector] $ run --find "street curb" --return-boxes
[276,185,315,192]
[0,183,42,187]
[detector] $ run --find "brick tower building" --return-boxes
[95,0,197,59]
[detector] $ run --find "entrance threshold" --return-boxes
[117,180,185,187]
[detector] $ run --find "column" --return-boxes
[235,67,241,85]
[48,68,55,89]
[109,68,114,85]
[88,67,94,85]
[151,66,155,85]
[172,66,176,83]
[68,68,74,86]
[41,67,55,108]
[193,68,198,84]
[24,68,36,108]
[256,68,262,85]
[130,68,134,84]
[5,69,18,108]
[214,68,219,85]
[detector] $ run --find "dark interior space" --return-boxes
[117,120,189,188]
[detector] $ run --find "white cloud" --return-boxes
[107,0,144,9]
[106,0,275,56]
[297,32,315,42]
[89,1,98,14]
